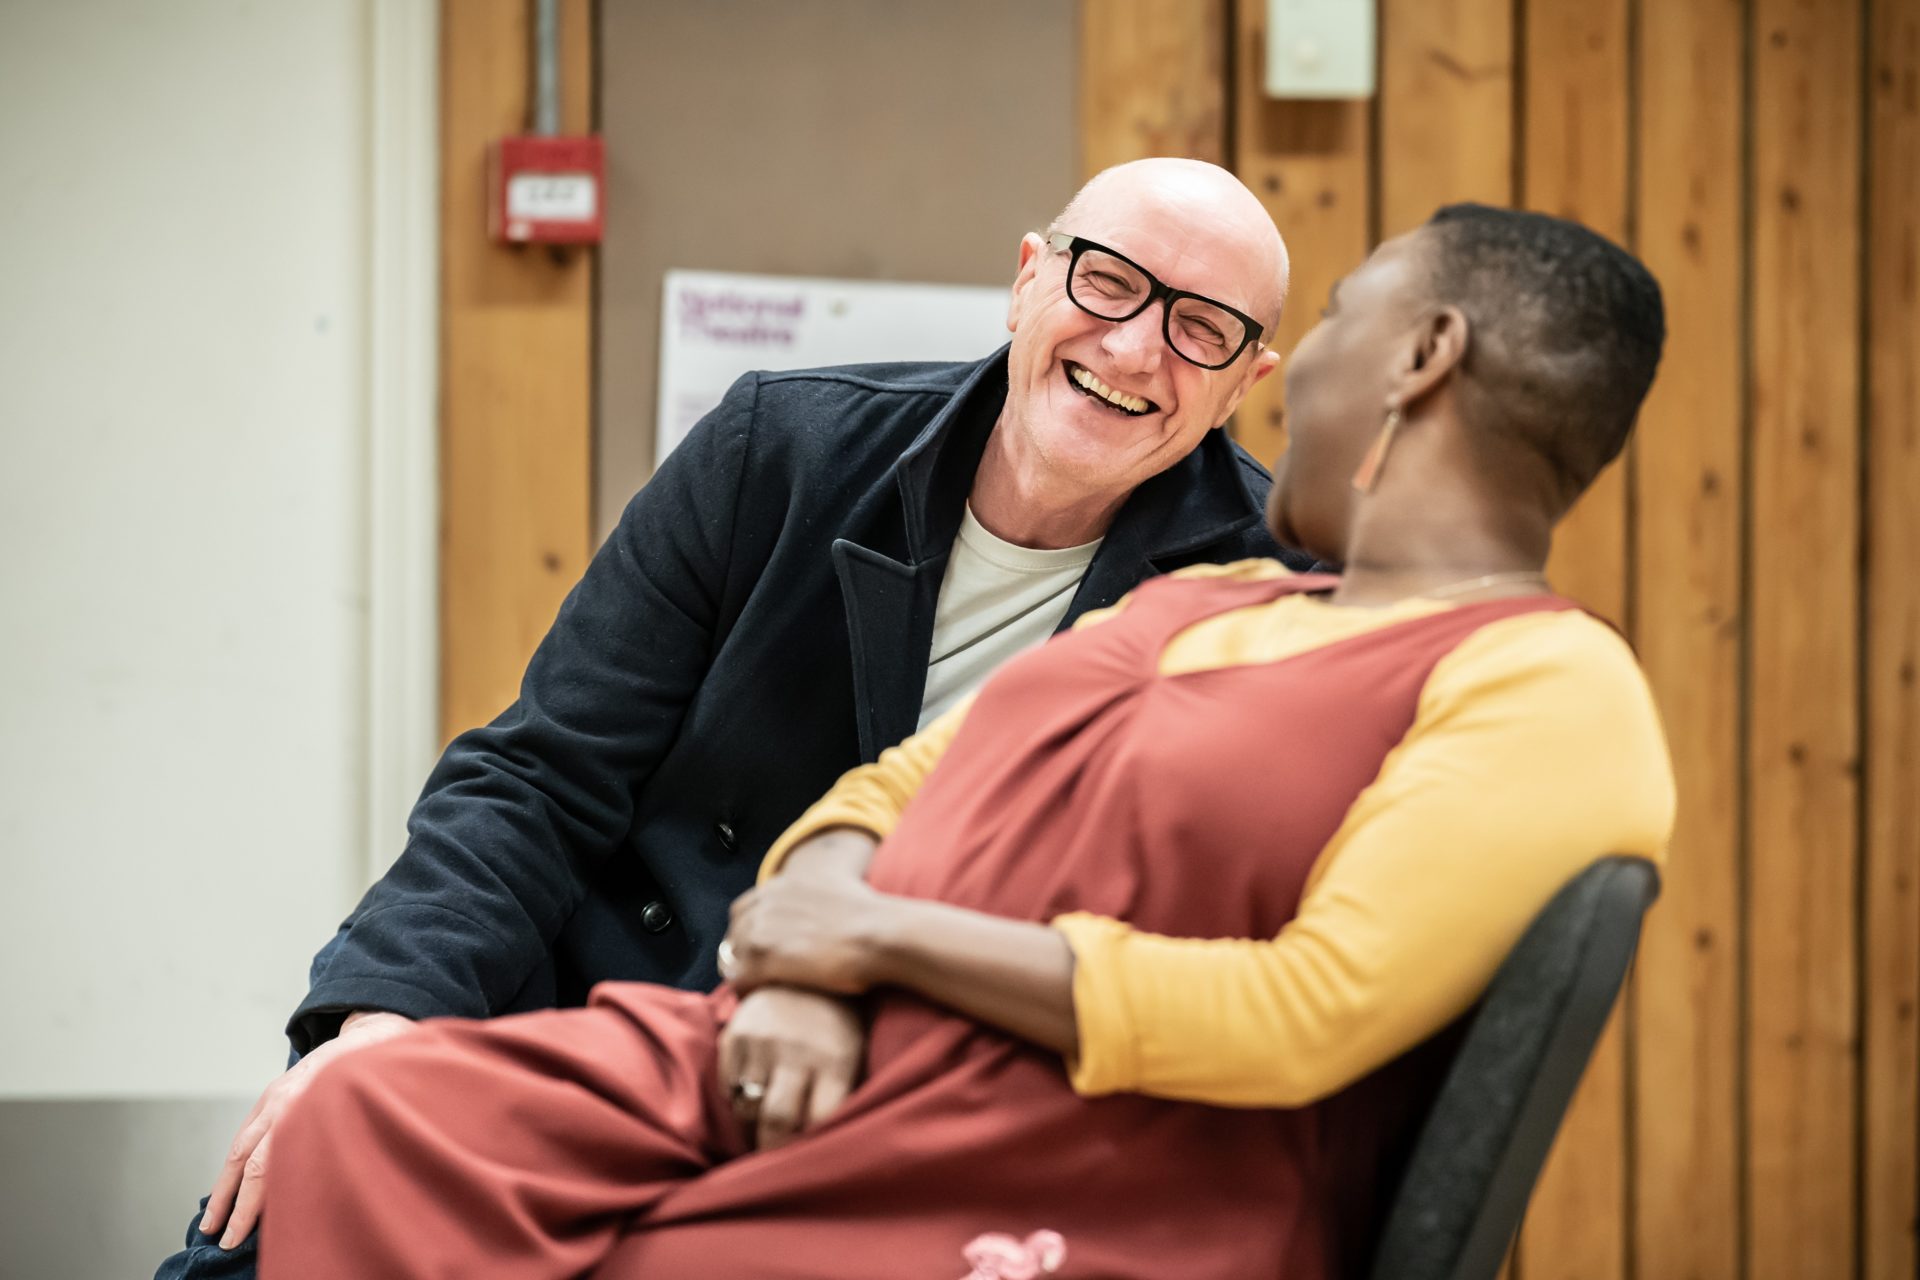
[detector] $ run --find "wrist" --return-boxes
[860,895,931,990]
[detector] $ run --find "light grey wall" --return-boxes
[594,0,1078,536]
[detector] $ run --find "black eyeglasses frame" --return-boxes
[1044,231,1266,371]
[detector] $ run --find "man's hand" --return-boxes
[199,1009,415,1248]
[716,987,865,1151]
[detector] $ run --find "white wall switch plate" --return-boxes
[1265,0,1376,99]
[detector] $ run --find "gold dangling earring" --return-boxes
[1351,407,1402,494]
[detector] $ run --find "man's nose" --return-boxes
[1099,304,1166,375]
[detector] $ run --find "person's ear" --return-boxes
[1006,232,1047,334]
[1391,305,1469,411]
[1244,345,1282,391]
[1217,345,1283,422]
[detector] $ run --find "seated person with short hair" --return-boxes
[258,204,1675,1280]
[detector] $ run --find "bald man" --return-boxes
[158,158,1302,1280]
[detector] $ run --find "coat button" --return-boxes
[716,821,737,851]
[640,901,673,933]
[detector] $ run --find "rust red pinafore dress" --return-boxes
[261,573,1569,1280]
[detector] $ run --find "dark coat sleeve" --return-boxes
[288,374,762,1051]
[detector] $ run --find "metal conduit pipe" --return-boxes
[531,0,561,136]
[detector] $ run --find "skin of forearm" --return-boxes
[766,827,1080,1058]
[868,897,1080,1058]
[780,826,881,882]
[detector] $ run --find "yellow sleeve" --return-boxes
[1054,610,1677,1107]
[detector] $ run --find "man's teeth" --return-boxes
[1070,365,1151,414]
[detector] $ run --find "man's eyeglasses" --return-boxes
[1045,232,1265,371]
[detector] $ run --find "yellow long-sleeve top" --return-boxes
[761,560,1676,1109]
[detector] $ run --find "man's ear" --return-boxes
[1218,345,1283,422]
[1392,305,1469,410]
[1245,345,1283,391]
[1007,232,1046,334]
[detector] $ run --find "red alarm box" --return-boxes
[487,134,605,245]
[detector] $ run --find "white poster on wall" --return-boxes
[656,270,1012,463]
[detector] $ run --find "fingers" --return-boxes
[806,1057,854,1131]
[724,935,771,993]
[716,1019,746,1097]
[220,1130,272,1248]
[720,989,868,1150]
[755,1062,811,1151]
[722,903,766,989]
[199,1035,345,1246]
[727,1028,773,1142]
[200,1108,270,1236]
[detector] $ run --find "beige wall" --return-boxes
[0,0,418,1099]
[0,0,438,1274]
[594,0,1077,536]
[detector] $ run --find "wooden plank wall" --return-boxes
[1631,1,1746,1276]
[1747,4,1864,1276]
[1865,9,1920,1278]
[1079,0,1229,172]
[1512,0,1631,1272]
[1080,0,1919,1275]
[438,0,595,741]
[433,2,1915,1271]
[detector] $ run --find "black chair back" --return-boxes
[1367,856,1661,1280]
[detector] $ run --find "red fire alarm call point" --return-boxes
[487,134,605,246]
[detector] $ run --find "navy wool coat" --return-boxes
[290,348,1293,1052]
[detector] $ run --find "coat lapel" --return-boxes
[832,538,943,762]
[831,352,1004,760]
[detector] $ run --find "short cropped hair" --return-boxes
[1421,204,1665,501]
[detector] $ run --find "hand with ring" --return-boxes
[716,985,865,1151]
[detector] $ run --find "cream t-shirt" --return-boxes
[917,505,1102,729]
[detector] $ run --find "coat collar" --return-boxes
[833,345,1269,760]
[891,344,1268,576]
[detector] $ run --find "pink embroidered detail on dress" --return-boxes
[958,1229,1067,1279]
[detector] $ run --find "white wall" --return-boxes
[0,0,436,1098]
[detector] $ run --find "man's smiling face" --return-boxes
[997,163,1286,510]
